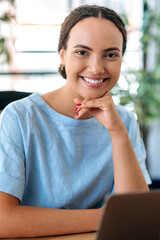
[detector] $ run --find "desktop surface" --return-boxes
[0,232,96,240]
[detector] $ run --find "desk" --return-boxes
[43,232,96,240]
[3,232,96,240]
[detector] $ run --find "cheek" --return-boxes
[107,62,122,89]
[66,59,86,76]
[108,62,121,77]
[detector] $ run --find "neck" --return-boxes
[58,85,92,119]
[42,85,92,119]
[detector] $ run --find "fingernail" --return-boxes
[74,112,79,118]
[76,103,82,106]
[74,107,79,112]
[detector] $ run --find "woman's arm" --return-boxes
[74,92,149,193]
[110,126,149,192]
[0,192,102,238]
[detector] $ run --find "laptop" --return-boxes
[96,190,160,240]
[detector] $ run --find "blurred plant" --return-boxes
[117,0,160,145]
[0,0,16,64]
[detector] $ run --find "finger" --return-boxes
[74,97,83,106]
[81,92,112,110]
[81,99,107,110]
[74,106,81,112]
[74,107,90,119]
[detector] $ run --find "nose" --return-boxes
[88,56,105,75]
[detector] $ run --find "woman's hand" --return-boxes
[74,93,149,193]
[74,92,125,134]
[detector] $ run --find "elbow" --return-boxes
[0,221,9,238]
[0,213,17,238]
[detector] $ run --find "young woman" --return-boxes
[0,5,151,238]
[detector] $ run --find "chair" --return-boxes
[0,91,32,110]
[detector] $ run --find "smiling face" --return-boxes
[60,17,123,100]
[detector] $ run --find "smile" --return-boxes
[83,77,104,84]
[80,76,109,88]
[81,76,108,84]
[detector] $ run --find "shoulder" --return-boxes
[0,93,41,135]
[115,105,140,139]
[116,105,136,124]
[1,93,41,120]
[116,105,144,148]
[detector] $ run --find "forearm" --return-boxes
[110,127,149,193]
[0,205,101,238]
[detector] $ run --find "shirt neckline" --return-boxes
[30,93,98,127]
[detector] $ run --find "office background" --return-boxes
[0,0,160,187]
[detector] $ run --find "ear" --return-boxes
[59,49,66,65]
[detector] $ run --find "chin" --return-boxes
[80,90,107,100]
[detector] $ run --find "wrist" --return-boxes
[109,125,128,139]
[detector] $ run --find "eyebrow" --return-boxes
[73,44,120,52]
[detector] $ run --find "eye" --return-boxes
[76,50,87,56]
[105,53,118,59]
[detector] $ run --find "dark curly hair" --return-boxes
[58,5,127,79]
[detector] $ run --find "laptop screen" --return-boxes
[96,191,160,240]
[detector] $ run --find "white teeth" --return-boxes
[83,77,104,84]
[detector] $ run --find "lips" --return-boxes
[83,77,104,84]
[80,76,109,88]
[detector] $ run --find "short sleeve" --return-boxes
[123,110,151,185]
[0,105,25,201]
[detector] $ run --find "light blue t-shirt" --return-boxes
[0,93,151,209]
